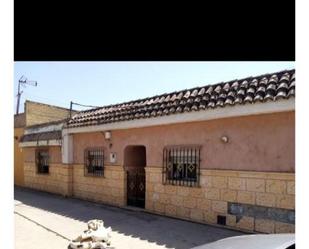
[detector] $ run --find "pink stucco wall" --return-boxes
[72,111,295,172]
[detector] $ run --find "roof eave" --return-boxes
[19,139,61,148]
[63,98,295,135]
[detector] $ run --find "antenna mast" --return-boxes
[16,75,38,114]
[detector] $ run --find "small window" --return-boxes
[84,148,104,177]
[36,149,49,174]
[163,146,201,187]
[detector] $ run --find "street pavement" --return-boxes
[14,187,244,249]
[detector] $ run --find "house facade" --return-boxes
[14,100,74,186]
[20,69,295,234]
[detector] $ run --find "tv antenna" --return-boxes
[16,75,38,114]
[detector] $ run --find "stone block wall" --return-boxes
[72,165,126,207]
[24,162,72,196]
[23,160,295,234]
[25,100,73,126]
[23,146,72,196]
[145,167,295,233]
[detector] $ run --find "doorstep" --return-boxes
[122,205,145,212]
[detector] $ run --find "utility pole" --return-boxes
[70,101,73,118]
[16,76,37,114]
[69,101,100,118]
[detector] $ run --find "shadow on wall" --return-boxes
[124,145,146,168]
[14,187,244,249]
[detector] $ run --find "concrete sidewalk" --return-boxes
[15,213,69,249]
[14,187,244,249]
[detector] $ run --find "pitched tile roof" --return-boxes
[67,69,295,128]
[19,131,62,143]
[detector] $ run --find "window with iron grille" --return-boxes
[163,146,201,187]
[36,149,49,174]
[84,148,104,176]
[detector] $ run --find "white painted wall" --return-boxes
[62,134,73,164]
[24,123,63,135]
[19,139,61,147]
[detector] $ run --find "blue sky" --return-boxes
[14,62,294,113]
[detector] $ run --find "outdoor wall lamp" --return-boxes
[103,131,113,148]
[104,131,111,140]
[221,135,229,143]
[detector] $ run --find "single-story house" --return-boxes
[20,69,295,234]
[14,100,76,186]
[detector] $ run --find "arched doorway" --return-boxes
[124,145,146,208]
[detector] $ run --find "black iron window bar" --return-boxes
[84,148,104,177]
[36,149,49,174]
[163,146,201,187]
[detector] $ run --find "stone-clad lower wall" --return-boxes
[24,162,72,196]
[145,167,295,233]
[24,163,126,206]
[23,162,294,234]
[72,165,126,207]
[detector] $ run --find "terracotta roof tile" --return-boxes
[20,131,62,142]
[66,69,295,128]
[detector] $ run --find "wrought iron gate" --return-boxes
[127,169,145,208]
